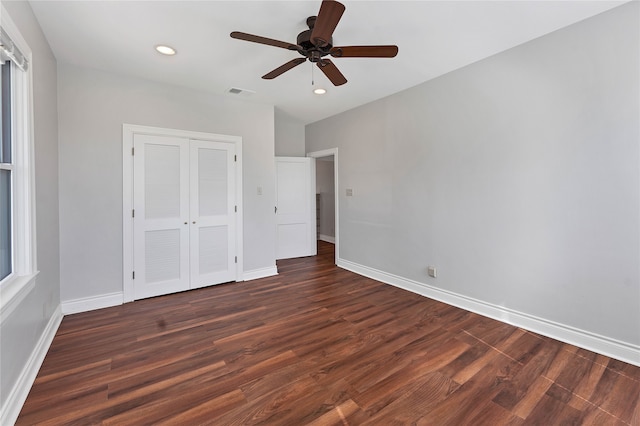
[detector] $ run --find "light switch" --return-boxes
[427,266,437,278]
[257,186,263,195]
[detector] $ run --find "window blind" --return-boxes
[0,27,28,71]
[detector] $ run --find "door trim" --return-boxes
[122,124,243,303]
[306,148,339,265]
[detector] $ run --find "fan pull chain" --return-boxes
[311,62,315,87]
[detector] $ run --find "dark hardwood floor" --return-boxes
[18,241,640,425]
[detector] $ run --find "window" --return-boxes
[0,7,36,317]
[1,60,13,281]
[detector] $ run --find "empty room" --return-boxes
[1,0,639,424]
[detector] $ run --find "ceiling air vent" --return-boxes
[227,87,255,96]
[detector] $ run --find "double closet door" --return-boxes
[133,134,237,300]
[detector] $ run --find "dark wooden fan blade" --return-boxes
[331,45,398,58]
[310,0,345,47]
[262,58,307,79]
[230,31,299,50]
[317,59,347,86]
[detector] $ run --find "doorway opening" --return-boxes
[307,148,338,265]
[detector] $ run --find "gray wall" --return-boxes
[58,64,276,303]
[306,3,639,347]
[316,158,335,238]
[275,107,305,157]
[1,0,60,413]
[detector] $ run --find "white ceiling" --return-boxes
[28,0,625,124]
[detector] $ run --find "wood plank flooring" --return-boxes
[17,242,640,425]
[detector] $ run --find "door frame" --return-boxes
[122,124,243,303]
[306,148,339,264]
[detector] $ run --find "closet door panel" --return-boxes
[133,135,190,299]
[189,140,236,289]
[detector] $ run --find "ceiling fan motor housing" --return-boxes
[297,16,333,62]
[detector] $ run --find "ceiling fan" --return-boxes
[230,0,398,86]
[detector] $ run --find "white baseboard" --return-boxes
[62,292,123,315]
[318,234,335,244]
[243,266,278,281]
[1,305,63,426]
[337,258,640,367]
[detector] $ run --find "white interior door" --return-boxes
[189,140,236,289]
[133,134,190,299]
[133,134,236,300]
[275,157,316,260]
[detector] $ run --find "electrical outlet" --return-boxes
[427,266,437,278]
[346,188,353,196]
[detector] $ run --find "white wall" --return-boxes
[58,64,276,304]
[0,0,61,420]
[306,3,639,361]
[275,107,305,157]
[316,158,335,239]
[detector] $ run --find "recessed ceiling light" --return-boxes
[313,88,327,95]
[155,45,176,56]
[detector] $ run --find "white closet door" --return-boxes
[189,140,236,288]
[133,134,190,299]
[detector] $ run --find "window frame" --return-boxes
[0,5,38,323]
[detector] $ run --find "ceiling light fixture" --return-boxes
[155,45,176,56]
[313,88,327,95]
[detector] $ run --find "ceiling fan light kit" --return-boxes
[230,0,398,87]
